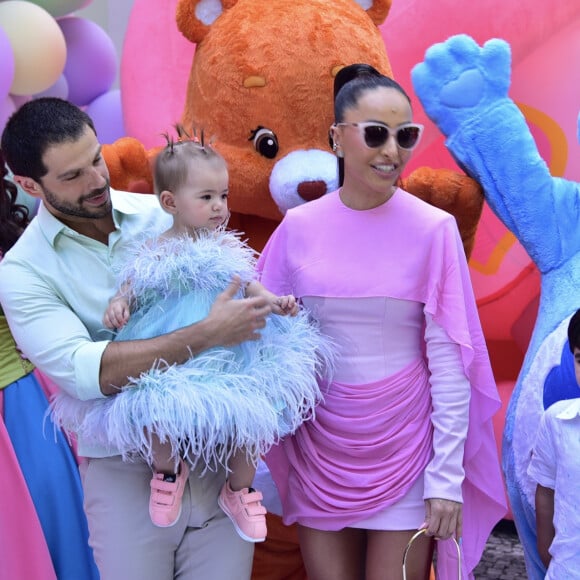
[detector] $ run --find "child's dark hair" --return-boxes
[332,64,412,186]
[0,151,30,255]
[568,309,580,352]
[153,127,228,195]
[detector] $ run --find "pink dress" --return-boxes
[258,189,507,578]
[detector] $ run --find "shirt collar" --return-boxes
[556,398,580,420]
[35,189,138,247]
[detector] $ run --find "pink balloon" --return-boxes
[0,27,15,100]
[58,16,117,107]
[120,0,194,148]
[85,89,126,144]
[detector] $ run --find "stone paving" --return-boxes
[473,520,528,579]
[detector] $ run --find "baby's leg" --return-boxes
[148,433,189,528]
[150,433,179,475]
[227,448,257,491]
[218,447,267,543]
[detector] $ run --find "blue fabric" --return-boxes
[50,232,333,472]
[4,373,99,580]
[411,33,580,579]
[543,343,580,410]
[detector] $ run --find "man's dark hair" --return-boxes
[568,308,580,352]
[1,97,96,182]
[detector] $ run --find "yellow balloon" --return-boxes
[0,1,66,96]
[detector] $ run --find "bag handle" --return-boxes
[402,529,461,580]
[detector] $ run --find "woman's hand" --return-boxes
[421,498,463,541]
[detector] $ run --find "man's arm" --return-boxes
[99,277,271,394]
[535,484,555,568]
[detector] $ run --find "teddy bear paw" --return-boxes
[412,34,512,137]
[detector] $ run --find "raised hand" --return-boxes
[412,34,512,136]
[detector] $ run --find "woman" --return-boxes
[0,156,99,580]
[258,64,507,579]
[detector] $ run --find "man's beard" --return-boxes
[41,180,112,220]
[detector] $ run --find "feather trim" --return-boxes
[51,229,335,471]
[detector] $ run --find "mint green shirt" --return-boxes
[0,189,171,457]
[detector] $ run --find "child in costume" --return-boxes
[527,308,580,579]
[52,134,333,543]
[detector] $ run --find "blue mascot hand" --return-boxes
[412,34,511,137]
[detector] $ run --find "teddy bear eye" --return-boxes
[250,127,279,159]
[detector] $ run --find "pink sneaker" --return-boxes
[218,482,267,542]
[149,459,190,528]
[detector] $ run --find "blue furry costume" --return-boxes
[51,230,333,470]
[412,35,580,579]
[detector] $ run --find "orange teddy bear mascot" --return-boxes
[104,0,483,254]
[102,1,499,578]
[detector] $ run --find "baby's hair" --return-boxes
[153,125,227,195]
[568,308,580,352]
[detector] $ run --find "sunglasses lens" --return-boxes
[363,125,389,148]
[397,126,421,149]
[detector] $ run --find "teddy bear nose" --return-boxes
[297,180,327,202]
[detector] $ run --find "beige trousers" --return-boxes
[81,456,254,580]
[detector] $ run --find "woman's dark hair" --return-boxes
[568,309,580,352]
[0,151,29,255]
[1,97,96,183]
[332,64,412,186]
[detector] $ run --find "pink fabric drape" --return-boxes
[0,387,57,580]
[258,190,508,578]
[267,359,433,528]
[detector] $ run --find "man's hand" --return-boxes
[206,276,272,346]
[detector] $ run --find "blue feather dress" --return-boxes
[51,230,334,470]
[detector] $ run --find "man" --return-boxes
[0,98,271,579]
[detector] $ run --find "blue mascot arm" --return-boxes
[412,34,580,273]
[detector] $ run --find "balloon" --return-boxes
[58,16,117,107]
[0,27,14,100]
[121,0,194,148]
[0,94,16,136]
[27,0,93,19]
[33,74,69,100]
[85,89,126,144]
[0,1,66,96]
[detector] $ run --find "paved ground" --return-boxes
[473,520,528,579]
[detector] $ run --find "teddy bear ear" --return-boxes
[176,0,240,44]
[354,0,392,25]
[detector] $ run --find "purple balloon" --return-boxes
[33,74,69,100]
[85,89,126,144]
[58,16,118,107]
[0,95,16,136]
[0,27,15,100]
